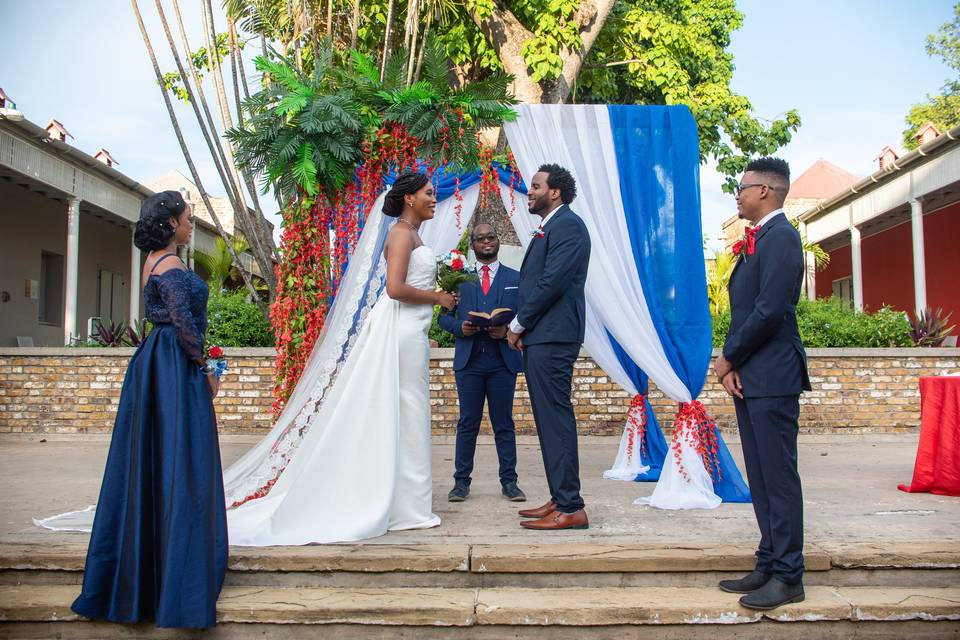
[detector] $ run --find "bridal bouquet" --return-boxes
[436,249,478,292]
[206,344,228,379]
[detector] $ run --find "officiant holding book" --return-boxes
[439,223,526,503]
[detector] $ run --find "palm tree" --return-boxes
[706,251,737,316]
[131,0,270,313]
[194,235,251,293]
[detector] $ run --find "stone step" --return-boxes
[2,541,957,589]
[1,584,958,639]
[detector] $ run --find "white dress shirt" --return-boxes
[476,259,500,284]
[754,208,784,230]
[509,204,564,334]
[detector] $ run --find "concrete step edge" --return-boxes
[2,541,958,574]
[2,585,959,626]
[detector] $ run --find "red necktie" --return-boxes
[481,265,491,295]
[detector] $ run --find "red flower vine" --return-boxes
[624,392,648,464]
[669,400,722,483]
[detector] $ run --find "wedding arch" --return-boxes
[224,104,750,512]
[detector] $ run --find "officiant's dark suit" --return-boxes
[438,225,524,502]
[716,157,811,610]
[508,164,591,530]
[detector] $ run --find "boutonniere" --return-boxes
[731,226,758,261]
[530,227,544,239]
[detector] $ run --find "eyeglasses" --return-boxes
[734,183,765,197]
[471,234,498,243]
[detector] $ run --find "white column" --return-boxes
[800,221,816,301]
[910,198,927,315]
[129,229,141,325]
[850,225,863,312]
[63,197,80,344]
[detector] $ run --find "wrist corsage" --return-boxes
[205,345,228,379]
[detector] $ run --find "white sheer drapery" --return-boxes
[502,105,720,509]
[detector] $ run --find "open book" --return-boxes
[467,308,515,328]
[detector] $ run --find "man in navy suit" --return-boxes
[714,157,811,610]
[438,223,526,503]
[506,164,591,531]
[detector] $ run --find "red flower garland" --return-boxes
[270,124,427,414]
[624,392,648,464]
[669,400,722,483]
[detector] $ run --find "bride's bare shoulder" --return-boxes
[384,225,416,260]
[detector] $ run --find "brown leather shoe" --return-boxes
[518,500,556,518]
[520,509,589,530]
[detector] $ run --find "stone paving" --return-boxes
[3,433,958,546]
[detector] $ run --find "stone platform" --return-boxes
[1,434,958,637]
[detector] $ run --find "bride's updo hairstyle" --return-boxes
[134,190,188,251]
[382,171,429,217]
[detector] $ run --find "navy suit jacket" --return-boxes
[438,264,523,374]
[517,205,591,346]
[723,212,811,397]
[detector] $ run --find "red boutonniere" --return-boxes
[732,226,758,260]
[530,227,544,239]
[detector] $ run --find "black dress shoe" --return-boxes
[447,482,470,502]
[501,481,527,502]
[718,570,772,594]
[739,577,804,610]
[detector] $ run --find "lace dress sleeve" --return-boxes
[153,270,204,362]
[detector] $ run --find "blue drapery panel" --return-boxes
[607,105,712,400]
[608,105,749,502]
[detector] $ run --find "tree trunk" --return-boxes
[350,0,360,49]
[201,0,278,297]
[413,9,432,81]
[465,0,616,104]
[380,0,395,80]
[131,0,266,314]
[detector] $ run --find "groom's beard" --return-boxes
[475,247,498,261]
[528,192,552,216]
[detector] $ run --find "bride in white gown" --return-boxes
[224,172,456,545]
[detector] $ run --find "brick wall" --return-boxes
[1,348,957,436]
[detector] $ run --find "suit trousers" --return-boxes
[733,395,804,584]
[453,349,518,486]
[523,342,584,513]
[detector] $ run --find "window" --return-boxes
[832,277,853,310]
[39,252,64,325]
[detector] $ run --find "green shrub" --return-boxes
[430,306,455,348]
[206,291,275,347]
[712,297,912,348]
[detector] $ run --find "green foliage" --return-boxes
[575,0,800,190]
[226,44,365,200]
[193,235,251,293]
[903,93,960,150]
[160,33,235,104]
[711,298,913,348]
[206,291,275,347]
[429,306,455,348]
[228,38,516,200]
[706,251,736,315]
[903,3,960,149]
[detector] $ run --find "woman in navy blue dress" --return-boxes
[71,191,228,629]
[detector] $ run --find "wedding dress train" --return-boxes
[227,245,441,545]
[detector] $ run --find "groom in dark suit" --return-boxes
[714,157,811,610]
[438,223,526,503]
[507,164,591,531]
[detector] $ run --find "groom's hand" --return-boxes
[507,330,524,351]
[713,353,733,383]
[461,321,480,336]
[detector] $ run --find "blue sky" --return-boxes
[1,0,956,247]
